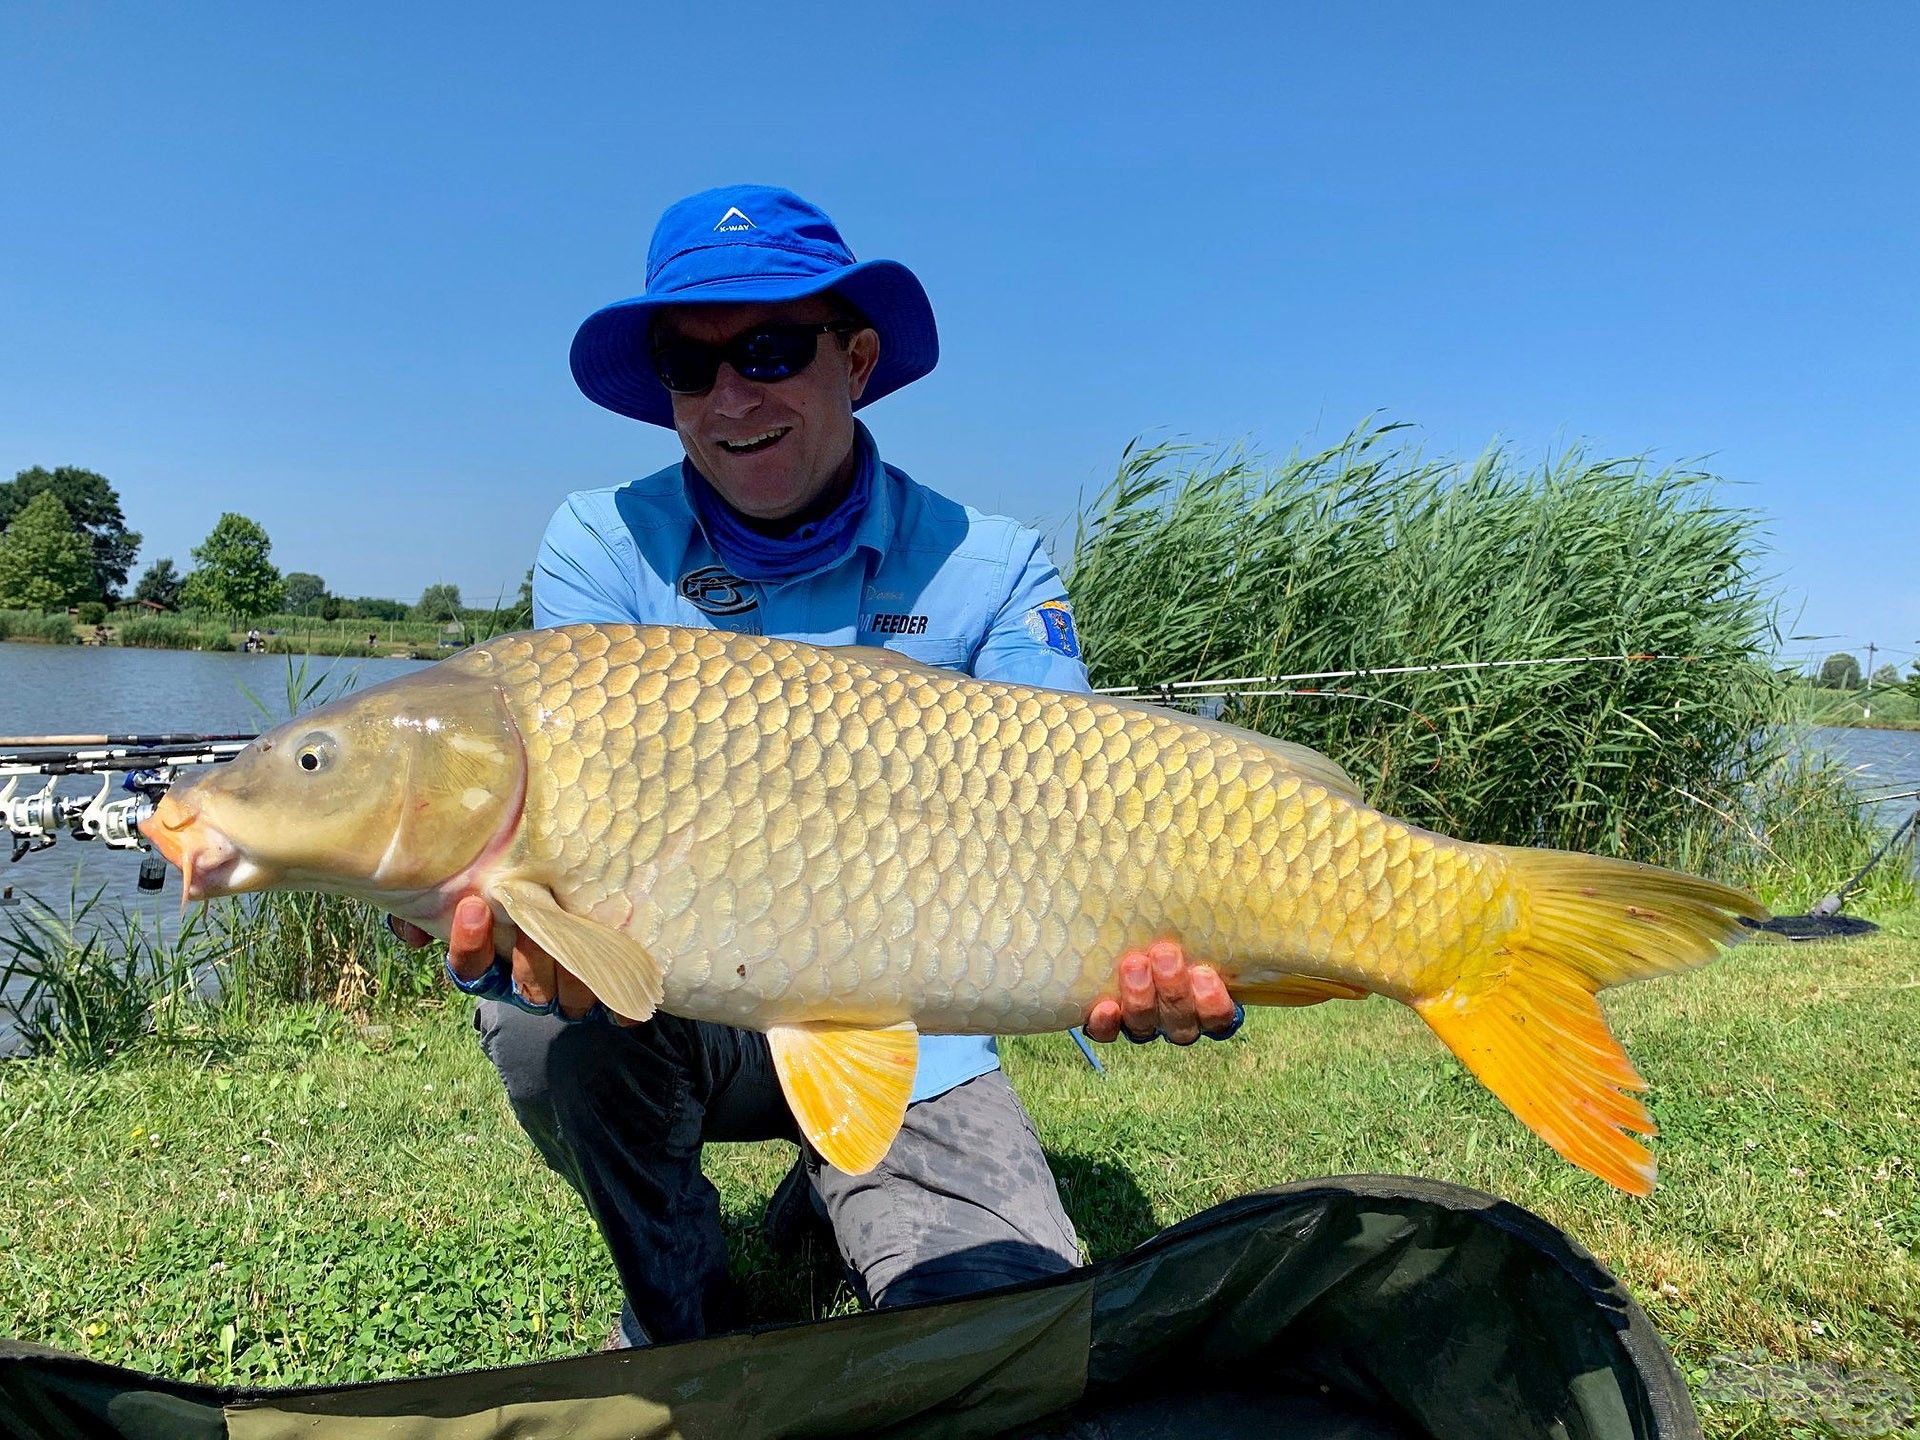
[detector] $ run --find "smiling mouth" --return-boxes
[717,427,790,455]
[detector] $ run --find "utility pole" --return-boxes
[1866,641,1877,691]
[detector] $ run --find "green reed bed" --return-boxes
[1066,424,1910,912]
[0,609,79,643]
[113,614,235,651]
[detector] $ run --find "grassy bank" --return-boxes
[1795,682,1920,733]
[1,912,1914,1436]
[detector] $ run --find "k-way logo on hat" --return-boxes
[571,183,940,428]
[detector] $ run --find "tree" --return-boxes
[0,491,96,610]
[0,466,141,603]
[182,513,284,621]
[412,582,464,623]
[1907,661,1920,705]
[1869,664,1900,690]
[283,571,328,614]
[1817,652,1861,690]
[132,558,185,609]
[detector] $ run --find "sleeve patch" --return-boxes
[1023,599,1081,658]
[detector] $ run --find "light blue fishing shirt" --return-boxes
[532,422,1090,1102]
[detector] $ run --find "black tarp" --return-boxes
[0,1175,1699,1439]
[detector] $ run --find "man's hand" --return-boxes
[1083,940,1241,1045]
[388,894,607,1021]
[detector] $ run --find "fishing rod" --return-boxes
[1859,786,1920,806]
[1095,651,1696,701]
[0,732,253,886]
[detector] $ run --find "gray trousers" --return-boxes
[474,1001,1082,1345]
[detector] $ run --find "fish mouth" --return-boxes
[138,793,262,907]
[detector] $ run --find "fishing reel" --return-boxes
[0,737,249,878]
[0,772,157,862]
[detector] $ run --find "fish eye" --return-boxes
[294,734,336,774]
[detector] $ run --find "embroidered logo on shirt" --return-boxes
[678,565,757,616]
[862,612,929,636]
[714,206,755,233]
[1024,599,1080,658]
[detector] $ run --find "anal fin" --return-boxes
[1234,974,1370,1008]
[766,1021,918,1175]
[491,878,665,1023]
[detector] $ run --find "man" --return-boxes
[394,185,1238,1348]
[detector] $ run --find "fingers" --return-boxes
[505,927,601,1021]
[554,962,597,1022]
[508,927,557,1010]
[386,914,432,949]
[1191,965,1239,1035]
[1145,941,1200,1045]
[1087,943,1239,1046]
[1082,996,1124,1044]
[447,896,496,984]
[1117,949,1159,1041]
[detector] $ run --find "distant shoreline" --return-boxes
[1816,716,1920,734]
[0,633,445,661]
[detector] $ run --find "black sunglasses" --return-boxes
[650,320,861,396]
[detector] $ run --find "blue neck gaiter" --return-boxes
[684,424,876,584]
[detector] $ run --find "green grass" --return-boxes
[3,914,1915,1436]
[1795,682,1920,733]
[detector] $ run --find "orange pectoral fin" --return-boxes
[766,1021,919,1175]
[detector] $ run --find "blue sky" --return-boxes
[3,3,1915,676]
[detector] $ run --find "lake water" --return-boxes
[3,643,1918,1042]
[0,644,434,1044]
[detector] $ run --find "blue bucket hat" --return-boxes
[570,184,939,428]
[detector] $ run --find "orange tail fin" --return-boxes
[1414,847,1765,1196]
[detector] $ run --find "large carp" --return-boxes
[142,623,1763,1193]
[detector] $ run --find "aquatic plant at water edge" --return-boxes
[1069,423,1787,873]
[0,886,214,1064]
[114,614,234,650]
[0,609,80,643]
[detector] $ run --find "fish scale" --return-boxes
[483,626,1497,1033]
[144,621,1766,1191]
